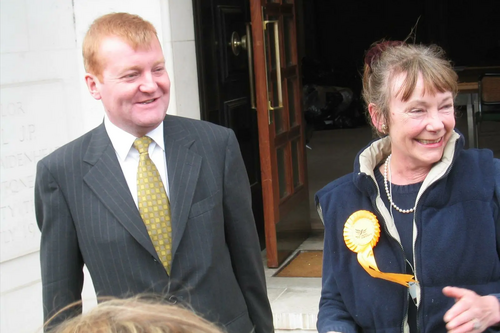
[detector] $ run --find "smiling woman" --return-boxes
[376,72,455,182]
[315,41,500,333]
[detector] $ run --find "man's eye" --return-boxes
[154,67,165,72]
[123,73,138,79]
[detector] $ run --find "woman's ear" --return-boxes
[368,103,387,134]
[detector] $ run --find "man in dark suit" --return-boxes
[35,12,273,333]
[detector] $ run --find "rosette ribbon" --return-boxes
[343,210,416,287]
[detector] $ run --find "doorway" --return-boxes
[193,0,311,268]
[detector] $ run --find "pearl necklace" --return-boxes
[383,154,416,214]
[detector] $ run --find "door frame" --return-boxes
[250,0,310,267]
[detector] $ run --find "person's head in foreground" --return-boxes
[45,297,225,333]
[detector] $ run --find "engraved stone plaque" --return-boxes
[1,81,70,262]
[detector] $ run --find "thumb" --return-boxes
[442,286,467,301]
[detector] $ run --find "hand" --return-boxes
[443,286,500,332]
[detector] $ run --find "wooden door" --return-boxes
[193,0,265,249]
[250,0,310,267]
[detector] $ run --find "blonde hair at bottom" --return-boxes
[45,296,225,333]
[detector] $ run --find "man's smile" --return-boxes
[139,97,158,104]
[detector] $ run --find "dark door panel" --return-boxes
[193,0,265,249]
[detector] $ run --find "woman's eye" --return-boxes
[410,108,424,114]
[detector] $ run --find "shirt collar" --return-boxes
[104,115,165,162]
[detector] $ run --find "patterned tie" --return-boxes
[133,136,172,274]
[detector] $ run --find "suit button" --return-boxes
[168,295,178,304]
[152,257,158,263]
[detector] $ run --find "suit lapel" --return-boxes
[163,117,202,260]
[82,124,158,259]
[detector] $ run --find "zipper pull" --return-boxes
[409,281,419,305]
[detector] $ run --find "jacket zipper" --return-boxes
[369,195,411,333]
[368,175,417,333]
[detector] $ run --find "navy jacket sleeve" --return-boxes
[316,194,358,333]
[495,158,500,259]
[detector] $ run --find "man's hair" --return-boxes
[82,12,159,79]
[45,297,225,333]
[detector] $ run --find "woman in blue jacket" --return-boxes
[316,41,500,333]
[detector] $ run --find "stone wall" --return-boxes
[0,1,199,331]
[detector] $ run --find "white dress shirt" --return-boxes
[104,116,170,206]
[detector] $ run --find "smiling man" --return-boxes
[35,13,273,333]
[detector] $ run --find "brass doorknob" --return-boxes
[229,31,247,56]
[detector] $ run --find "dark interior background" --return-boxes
[300,0,500,100]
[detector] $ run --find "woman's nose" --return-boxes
[425,111,445,132]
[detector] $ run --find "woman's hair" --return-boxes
[362,41,458,136]
[82,12,159,80]
[45,297,225,333]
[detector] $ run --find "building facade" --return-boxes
[0,1,199,331]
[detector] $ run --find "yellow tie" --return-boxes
[134,136,172,274]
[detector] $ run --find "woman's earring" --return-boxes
[381,124,388,134]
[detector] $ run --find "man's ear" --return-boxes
[368,103,386,133]
[85,74,102,100]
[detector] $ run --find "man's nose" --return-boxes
[139,73,158,92]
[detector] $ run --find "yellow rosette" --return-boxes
[343,210,416,287]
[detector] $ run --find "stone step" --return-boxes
[268,287,320,331]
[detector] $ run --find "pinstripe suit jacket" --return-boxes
[35,115,273,333]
